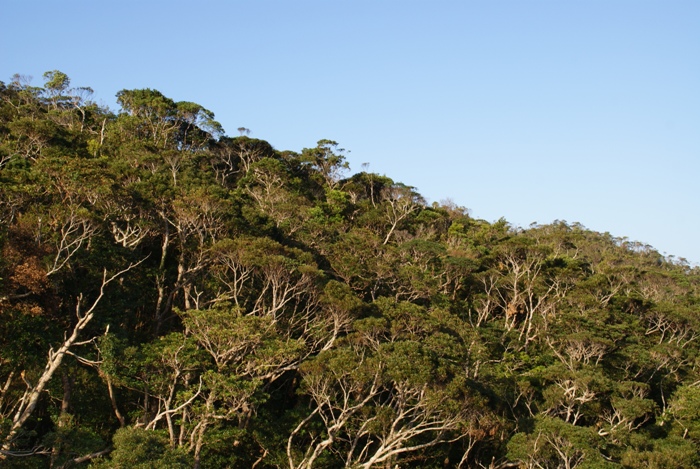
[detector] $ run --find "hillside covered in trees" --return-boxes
[1,72,699,469]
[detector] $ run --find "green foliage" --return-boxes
[1,71,699,468]
[92,427,192,468]
[664,385,700,442]
[508,416,616,469]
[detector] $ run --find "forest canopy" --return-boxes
[1,71,699,468]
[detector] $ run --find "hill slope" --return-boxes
[1,72,699,468]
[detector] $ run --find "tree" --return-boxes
[380,183,424,245]
[2,71,700,468]
[42,70,70,109]
[299,139,349,191]
[507,416,612,469]
[93,427,192,469]
[0,261,143,459]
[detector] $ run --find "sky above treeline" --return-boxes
[2,1,699,264]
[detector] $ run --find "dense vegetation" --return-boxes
[1,71,699,469]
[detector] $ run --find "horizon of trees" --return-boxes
[1,71,699,468]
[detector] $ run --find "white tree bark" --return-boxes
[0,260,143,458]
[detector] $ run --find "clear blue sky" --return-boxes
[3,1,699,263]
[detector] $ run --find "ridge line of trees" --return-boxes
[0,71,699,468]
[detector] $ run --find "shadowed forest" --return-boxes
[1,72,699,468]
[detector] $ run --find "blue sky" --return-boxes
[3,1,699,263]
